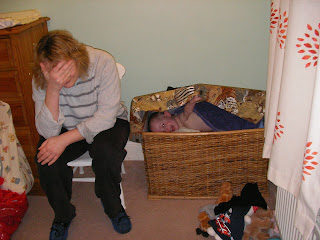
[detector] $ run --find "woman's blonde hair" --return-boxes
[33,30,89,90]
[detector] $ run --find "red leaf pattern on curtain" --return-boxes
[274,112,284,143]
[302,142,319,181]
[270,2,279,34]
[296,23,320,68]
[276,10,288,49]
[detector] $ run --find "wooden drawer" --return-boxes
[0,38,15,70]
[0,71,22,99]
[4,100,29,127]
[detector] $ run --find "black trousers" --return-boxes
[34,118,130,223]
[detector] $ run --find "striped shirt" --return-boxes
[32,46,128,144]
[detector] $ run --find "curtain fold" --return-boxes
[263,0,320,239]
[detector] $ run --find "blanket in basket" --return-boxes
[173,101,263,132]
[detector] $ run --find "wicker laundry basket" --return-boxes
[142,129,269,199]
[130,84,269,199]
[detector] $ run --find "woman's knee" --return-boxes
[91,141,125,161]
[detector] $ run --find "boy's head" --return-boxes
[148,111,180,132]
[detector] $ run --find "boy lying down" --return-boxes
[148,95,264,133]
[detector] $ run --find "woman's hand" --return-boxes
[37,129,85,166]
[37,135,68,166]
[40,59,76,92]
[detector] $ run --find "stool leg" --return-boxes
[120,182,126,209]
[121,163,126,175]
[70,161,126,208]
[72,166,78,174]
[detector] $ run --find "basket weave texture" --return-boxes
[142,129,269,199]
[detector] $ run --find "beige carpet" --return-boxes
[12,161,276,240]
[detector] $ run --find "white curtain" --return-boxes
[263,0,320,239]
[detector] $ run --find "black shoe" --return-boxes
[49,221,71,240]
[110,210,132,234]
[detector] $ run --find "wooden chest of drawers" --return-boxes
[0,17,50,195]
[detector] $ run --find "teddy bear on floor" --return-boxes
[196,211,212,237]
[207,183,268,240]
[208,204,254,240]
[216,182,233,204]
[242,208,274,240]
[214,183,267,216]
[196,182,233,238]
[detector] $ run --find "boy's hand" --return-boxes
[181,95,204,121]
[190,95,204,103]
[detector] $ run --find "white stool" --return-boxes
[67,62,127,209]
[67,151,126,209]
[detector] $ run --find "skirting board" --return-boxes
[124,141,144,161]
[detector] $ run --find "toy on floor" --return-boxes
[216,182,233,204]
[207,183,268,240]
[268,214,281,239]
[242,207,274,240]
[196,182,233,238]
[208,204,254,240]
[214,183,267,216]
[196,211,211,237]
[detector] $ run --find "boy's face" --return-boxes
[151,111,180,132]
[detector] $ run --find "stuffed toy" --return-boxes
[214,183,267,215]
[216,182,233,204]
[196,182,233,238]
[207,204,253,240]
[242,208,274,240]
[206,183,268,240]
[196,211,211,237]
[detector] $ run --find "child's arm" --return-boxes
[179,95,203,122]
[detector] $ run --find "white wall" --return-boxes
[1,0,270,110]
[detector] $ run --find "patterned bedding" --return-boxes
[129,84,265,142]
